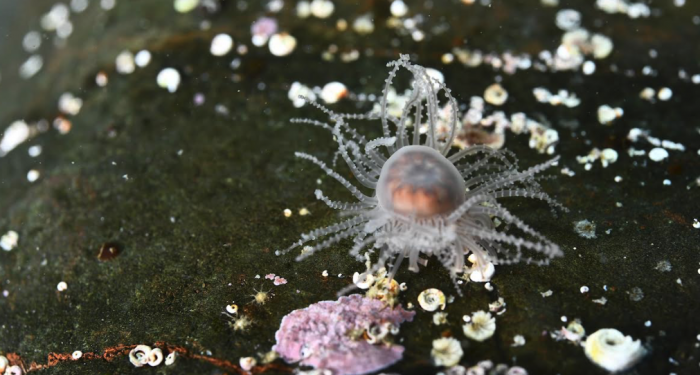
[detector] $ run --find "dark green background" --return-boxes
[1,1,699,374]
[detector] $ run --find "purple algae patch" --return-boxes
[273,294,415,375]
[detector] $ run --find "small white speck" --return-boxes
[644,320,651,327]
[269,33,297,56]
[582,60,596,75]
[23,31,42,52]
[390,0,408,17]
[28,145,42,157]
[27,169,40,182]
[2,290,8,297]
[337,273,343,278]
[512,334,526,347]
[649,147,669,162]
[96,71,108,87]
[693,219,700,229]
[210,34,234,56]
[657,87,673,101]
[0,230,19,251]
[320,82,348,104]
[484,282,493,291]
[115,51,135,74]
[663,179,671,186]
[101,0,116,10]
[134,50,152,67]
[174,0,199,13]
[561,316,568,323]
[614,176,622,183]
[170,216,176,223]
[580,286,589,293]
[72,351,82,360]
[540,290,553,298]
[156,68,181,93]
[322,270,328,277]
[57,281,68,291]
[283,208,292,217]
[19,55,43,79]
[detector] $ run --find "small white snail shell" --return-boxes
[129,345,152,367]
[417,288,446,312]
[584,328,646,372]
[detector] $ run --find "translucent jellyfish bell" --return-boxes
[376,145,465,218]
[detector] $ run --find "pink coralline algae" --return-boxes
[273,294,415,375]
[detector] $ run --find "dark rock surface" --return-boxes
[1,1,699,374]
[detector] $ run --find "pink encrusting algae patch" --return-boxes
[272,294,415,375]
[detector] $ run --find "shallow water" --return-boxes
[0,1,699,374]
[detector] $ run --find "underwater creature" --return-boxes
[277,55,565,294]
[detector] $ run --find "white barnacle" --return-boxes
[463,310,496,341]
[431,337,463,367]
[156,68,181,93]
[129,345,152,367]
[276,55,566,297]
[584,328,646,372]
[432,312,448,325]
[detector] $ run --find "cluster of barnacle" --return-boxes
[277,54,566,296]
